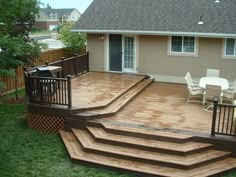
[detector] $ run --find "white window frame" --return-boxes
[168,36,198,57]
[223,38,236,59]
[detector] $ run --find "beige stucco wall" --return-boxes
[87,34,105,71]
[87,34,236,82]
[138,36,236,81]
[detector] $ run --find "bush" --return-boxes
[60,22,86,54]
[31,26,42,32]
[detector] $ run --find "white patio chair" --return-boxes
[186,72,199,87]
[185,75,204,104]
[203,84,223,111]
[206,69,220,77]
[223,80,236,104]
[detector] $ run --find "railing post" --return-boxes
[61,57,65,77]
[211,96,219,136]
[74,54,78,76]
[67,75,72,109]
[86,51,89,72]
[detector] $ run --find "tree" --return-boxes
[46,3,51,9]
[0,0,46,96]
[59,22,86,54]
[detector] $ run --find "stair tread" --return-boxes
[60,130,236,177]
[77,79,153,116]
[99,79,153,113]
[72,128,230,166]
[87,126,213,153]
[103,122,193,140]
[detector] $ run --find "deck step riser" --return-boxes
[86,126,214,156]
[104,127,192,143]
[74,131,189,170]
[87,133,213,156]
[73,128,230,171]
[60,130,236,177]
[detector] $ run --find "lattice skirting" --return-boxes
[27,112,64,133]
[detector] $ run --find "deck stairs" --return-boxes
[60,122,236,177]
[71,77,153,120]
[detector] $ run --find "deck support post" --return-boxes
[211,97,219,136]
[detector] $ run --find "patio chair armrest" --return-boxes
[192,80,199,84]
[192,87,203,91]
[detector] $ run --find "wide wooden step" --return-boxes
[72,128,230,170]
[87,126,213,156]
[76,78,153,118]
[102,122,193,143]
[60,130,236,177]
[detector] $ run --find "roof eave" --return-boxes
[70,29,236,38]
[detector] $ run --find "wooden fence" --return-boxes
[211,98,236,137]
[0,48,74,96]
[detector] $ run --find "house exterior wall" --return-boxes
[34,21,59,30]
[35,11,48,21]
[87,34,105,71]
[87,34,236,83]
[138,36,236,82]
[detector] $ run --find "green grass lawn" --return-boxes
[30,30,53,36]
[0,95,235,177]
[0,102,133,177]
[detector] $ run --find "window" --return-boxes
[170,36,196,54]
[225,38,236,56]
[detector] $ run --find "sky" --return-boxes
[40,0,94,13]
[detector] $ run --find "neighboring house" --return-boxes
[72,0,236,83]
[35,8,81,30]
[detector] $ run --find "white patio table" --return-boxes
[199,77,229,91]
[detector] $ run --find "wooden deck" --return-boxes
[26,71,236,176]
[100,82,213,134]
[70,72,145,109]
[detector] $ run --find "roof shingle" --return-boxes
[74,0,236,35]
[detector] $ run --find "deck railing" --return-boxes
[47,52,89,77]
[24,52,89,108]
[24,73,72,107]
[211,97,236,137]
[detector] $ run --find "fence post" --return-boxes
[67,75,72,109]
[211,97,219,136]
[61,57,65,77]
[14,68,18,100]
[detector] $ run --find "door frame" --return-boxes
[122,35,137,73]
[105,34,138,73]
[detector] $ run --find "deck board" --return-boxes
[71,72,145,109]
[100,82,214,134]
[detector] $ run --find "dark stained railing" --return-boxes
[24,72,72,107]
[48,52,89,77]
[211,97,236,137]
[24,52,89,108]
